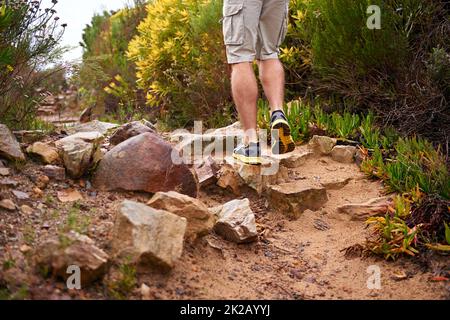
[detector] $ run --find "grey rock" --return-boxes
[309,136,337,155]
[112,200,187,271]
[0,199,16,211]
[55,132,104,178]
[147,191,214,240]
[0,178,18,187]
[69,120,118,136]
[42,165,66,181]
[331,146,357,164]
[213,199,258,244]
[0,124,26,161]
[12,190,30,201]
[34,232,109,286]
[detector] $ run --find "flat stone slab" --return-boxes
[67,120,119,136]
[337,196,393,221]
[267,181,329,219]
[320,177,352,190]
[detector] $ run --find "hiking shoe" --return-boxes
[271,110,295,155]
[233,142,262,165]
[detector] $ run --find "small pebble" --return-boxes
[0,199,16,211]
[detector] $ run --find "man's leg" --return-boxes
[231,62,259,145]
[257,0,295,155]
[258,58,286,113]
[260,59,295,155]
[222,0,263,164]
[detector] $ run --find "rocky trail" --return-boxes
[0,98,448,300]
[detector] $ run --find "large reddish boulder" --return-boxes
[93,133,198,197]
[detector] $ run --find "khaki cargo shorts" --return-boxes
[222,0,290,64]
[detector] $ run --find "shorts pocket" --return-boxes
[277,2,289,47]
[222,3,244,45]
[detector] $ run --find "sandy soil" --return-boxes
[1,147,448,300]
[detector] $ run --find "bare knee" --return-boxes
[259,59,284,84]
[231,62,253,74]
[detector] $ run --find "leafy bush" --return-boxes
[284,100,312,143]
[362,137,450,199]
[359,113,381,149]
[367,214,421,260]
[359,130,449,258]
[257,99,271,132]
[367,191,449,259]
[128,0,233,129]
[408,195,450,247]
[280,0,314,99]
[76,1,147,121]
[286,0,450,143]
[328,112,360,140]
[0,0,66,129]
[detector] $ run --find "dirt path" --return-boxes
[133,154,449,300]
[0,104,448,300]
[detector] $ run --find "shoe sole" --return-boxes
[271,119,295,155]
[233,153,263,166]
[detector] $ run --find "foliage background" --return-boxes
[0,0,66,129]
[75,0,147,123]
[128,0,233,128]
[283,0,449,144]
[73,0,450,145]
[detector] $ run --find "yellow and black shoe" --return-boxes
[271,110,295,155]
[233,142,262,165]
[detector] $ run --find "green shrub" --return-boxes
[367,214,420,260]
[328,111,360,140]
[257,99,271,131]
[359,112,381,149]
[427,47,450,99]
[284,100,312,143]
[128,0,233,129]
[280,0,314,99]
[76,1,147,121]
[0,0,66,129]
[362,136,449,199]
[286,0,450,143]
[386,137,449,198]
[312,105,331,131]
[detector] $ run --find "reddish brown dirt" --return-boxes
[1,149,448,300]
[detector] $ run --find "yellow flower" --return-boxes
[293,10,306,22]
